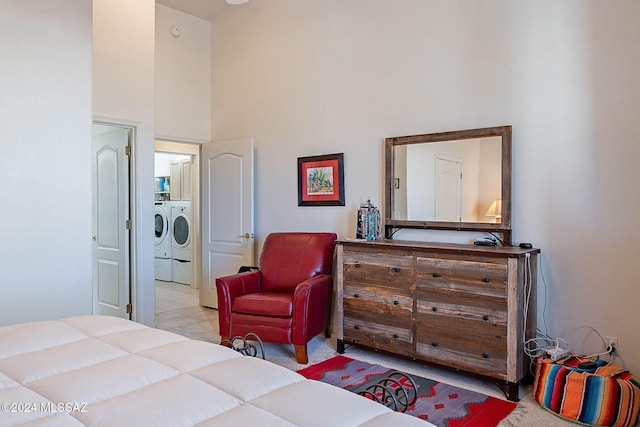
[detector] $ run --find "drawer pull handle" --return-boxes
[355,263,361,268]
[394,267,401,272]
[432,306,438,312]
[393,334,399,339]
[483,315,489,321]
[482,352,489,359]
[431,342,438,347]
[483,277,491,283]
[393,300,399,305]
[354,325,360,330]
[432,272,440,278]
[354,293,360,298]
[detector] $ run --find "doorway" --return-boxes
[153,138,255,317]
[92,122,133,319]
[154,140,200,315]
[434,155,463,222]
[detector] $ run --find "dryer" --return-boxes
[154,202,172,281]
[171,202,192,285]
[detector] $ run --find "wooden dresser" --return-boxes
[335,238,539,401]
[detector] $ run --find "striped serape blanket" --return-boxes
[533,356,640,427]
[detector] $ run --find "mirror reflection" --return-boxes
[392,136,502,223]
[384,125,512,243]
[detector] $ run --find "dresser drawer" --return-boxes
[416,257,507,298]
[416,290,507,325]
[343,284,413,319]
[415,287,507,375]
[415,315,507,376]
[343,314,412,354]
[343,249,413,288]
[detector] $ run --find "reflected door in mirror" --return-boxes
[434,155,462,222]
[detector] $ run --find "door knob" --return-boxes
[239,233,253,239]
[92,235,96,241]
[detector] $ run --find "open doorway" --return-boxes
[154,140,201,316]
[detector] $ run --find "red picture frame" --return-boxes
[298,153,345,206]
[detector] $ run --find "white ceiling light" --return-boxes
[225,0,250,5]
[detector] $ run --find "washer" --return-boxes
[171,202,192,261]
[154,201,172,281]
[171,202,192,285]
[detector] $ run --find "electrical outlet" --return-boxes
[606,336,618,352]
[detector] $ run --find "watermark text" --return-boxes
[1,402,88,413]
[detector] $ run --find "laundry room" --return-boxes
[154,151,194,287]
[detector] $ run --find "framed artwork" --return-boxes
[298,153,345,206]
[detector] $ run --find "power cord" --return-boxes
[522,253,532,341]
[539,256,550,339]
[498,241,622,374]
[520,254,619,372]
[525,327,618,373]
[487,231,504,246]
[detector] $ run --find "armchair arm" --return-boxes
[216,270,262,337]
[291,274,333,345]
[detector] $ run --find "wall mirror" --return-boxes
[384,125,512,244]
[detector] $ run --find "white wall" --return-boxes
[93,0,156,326]
[211,1,640,373]
[0,0,92,324]
[155,4,211,143]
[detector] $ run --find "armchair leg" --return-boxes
[294,344,308,364]
[324,328,331,339]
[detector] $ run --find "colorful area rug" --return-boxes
[298,355,517,427]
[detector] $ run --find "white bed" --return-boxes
[0,315,430,426]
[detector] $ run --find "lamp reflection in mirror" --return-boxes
[485,199,502,223]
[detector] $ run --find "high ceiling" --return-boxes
[155,0,231,21]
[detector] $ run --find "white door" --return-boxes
[200,138,254,309]
[92,124,131,318]
[434,155,462,222]
[181,160,192,200]
[170,161,182,201]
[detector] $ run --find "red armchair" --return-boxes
[216,232,337,364]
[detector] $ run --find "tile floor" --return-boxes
[155,280,220,343]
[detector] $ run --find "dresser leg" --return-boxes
[337,339,345,354]
[507,382,520,402]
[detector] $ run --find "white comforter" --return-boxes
[0,315,430,426]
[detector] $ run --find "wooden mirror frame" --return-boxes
[384,125,512,245]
